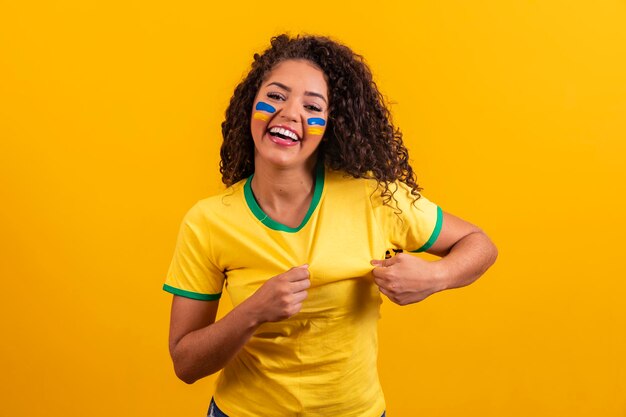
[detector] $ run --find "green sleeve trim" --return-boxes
[411,205,443,253]
[162,284,222,301]
[243,163,325,233]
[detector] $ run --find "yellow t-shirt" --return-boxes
[164,165,442,417]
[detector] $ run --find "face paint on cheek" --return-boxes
[253,101,276,121]
[306,117,326,136]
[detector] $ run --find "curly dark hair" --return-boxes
[220,33,422,205]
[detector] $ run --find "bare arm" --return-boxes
[371,211,498,305]
[426,211,498,289]
[169,297,257,384]
[168,265,310,384]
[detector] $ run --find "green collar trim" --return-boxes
[244,164,325,233]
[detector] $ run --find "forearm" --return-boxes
[436,230,498,290]
[171,301,262,384]
[170,266,310,384]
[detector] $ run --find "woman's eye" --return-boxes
[305,104,322,112]
[267,92,285,101]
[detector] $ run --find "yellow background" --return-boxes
[1,0,625,415]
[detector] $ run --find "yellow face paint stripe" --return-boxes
[307,128,324,136]
[253,112,270,121]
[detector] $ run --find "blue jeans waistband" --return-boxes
[208,398,386,417]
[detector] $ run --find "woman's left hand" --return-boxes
[371,253,448,305]
[371,211,498,306]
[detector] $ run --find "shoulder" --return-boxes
[321,168,378,207]
[183,180,247,224]
[324,167,376,192]
[323,167,427,207]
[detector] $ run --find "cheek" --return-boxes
[306,126,325,137]
[250,100,275,140]
[250,116,268,140]
[305,117,327,137]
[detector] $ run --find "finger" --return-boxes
[382,256,400,266]
[292,290,308,303]
[378,286,402,305]
[378,286,393,299]
[374,276,396,293]
[287,264,309,272]
[286,265,310,281]
[291,278,311,292]
[290,303,303,315]
[373,273,397,292]
[373,277,388,290]
[371,266,391,279]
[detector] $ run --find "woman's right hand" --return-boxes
[168,265,310,383]
[245,265,311,323]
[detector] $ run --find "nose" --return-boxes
[278,98,299,123]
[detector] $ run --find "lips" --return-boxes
[267,125,301,143]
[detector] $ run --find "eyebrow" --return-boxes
[266,81,328,104]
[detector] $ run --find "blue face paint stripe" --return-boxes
[307,117,326,126]
[255,101,276,113]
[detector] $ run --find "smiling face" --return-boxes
[250,59,329,170]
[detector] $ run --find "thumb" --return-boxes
[371,256,399,268]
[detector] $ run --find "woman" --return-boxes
[163,34,497,417]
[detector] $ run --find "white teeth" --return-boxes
[269,127,299,141]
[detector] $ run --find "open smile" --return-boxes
[268,125,301,143]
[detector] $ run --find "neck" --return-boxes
[250,158,318,213]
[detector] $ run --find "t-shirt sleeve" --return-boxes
[163,202,225,301]
[371,181,443,253]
